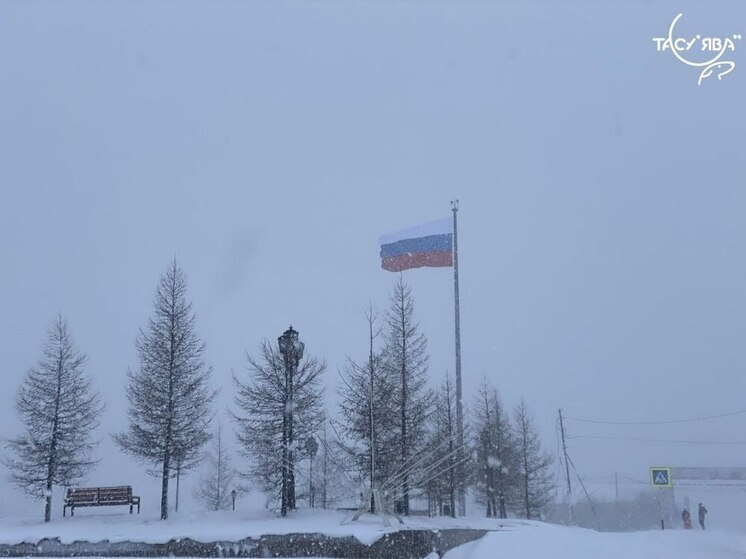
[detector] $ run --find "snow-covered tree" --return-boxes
[316,423,349,509]
[233,328,325,516]
[473,381,518,518]
[6,316,103,522]
[513,398,554,519]
[195,422,236,511]
[337,305,398,512]
[421,374,467,517]
[383,277,433,515]
[115,260,216,520]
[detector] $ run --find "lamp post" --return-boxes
[231,489,237,512]
[278,326,304,516]
[305,435,318,508]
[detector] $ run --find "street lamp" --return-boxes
[231,489,237,512]
[278,326,305,364]
[278,326,305,516]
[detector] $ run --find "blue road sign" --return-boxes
[650,467,672,488]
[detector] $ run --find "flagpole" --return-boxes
[452,199,466,516]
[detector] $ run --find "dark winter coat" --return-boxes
[698,504,707,522]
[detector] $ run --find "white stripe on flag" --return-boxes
[379,218,452,246]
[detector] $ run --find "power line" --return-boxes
[617,473,648,485]
[674,481,746,488]
[572,472,649,485]
[568,435,746,446]
[565,409,746,426]
[582,476,648,486]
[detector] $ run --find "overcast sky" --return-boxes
[1,0,744,517]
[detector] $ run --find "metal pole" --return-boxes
[452,200,465,516]
[288,357,295,511]
[558,409,574,523]
[369,314,376,514]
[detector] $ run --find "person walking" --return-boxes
[682,507,692,529]
[698,502,708,530]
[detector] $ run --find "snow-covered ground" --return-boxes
[0,509,367,545]
[443,523,746,559]
[2,508,745,558]
[0,508,518,546]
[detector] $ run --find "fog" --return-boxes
[0,0,744,518]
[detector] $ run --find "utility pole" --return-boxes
[558,409,574,523]
[558,409,572,495]
[614,470,620,530]
[615,471,619,503]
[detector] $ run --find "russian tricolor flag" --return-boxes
[379,218,453,272]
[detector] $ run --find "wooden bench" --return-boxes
[63,486,141,517]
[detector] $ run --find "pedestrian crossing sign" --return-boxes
[650,467,672,488]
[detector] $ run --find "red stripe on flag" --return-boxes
[381,250,453,272]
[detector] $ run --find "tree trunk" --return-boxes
[161,453,170,520]
[45,431,57,522]
[162,288,176,521]
[483,391,495,519]
[44,482,53,523]
[399,293,410,517]
[322,426,328,510]
[175,464,180,513]
[523,446,530,519]
[483,434,492,518]
[498,484,507,519]
[45,349,64,523]
[449,471,456,518]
